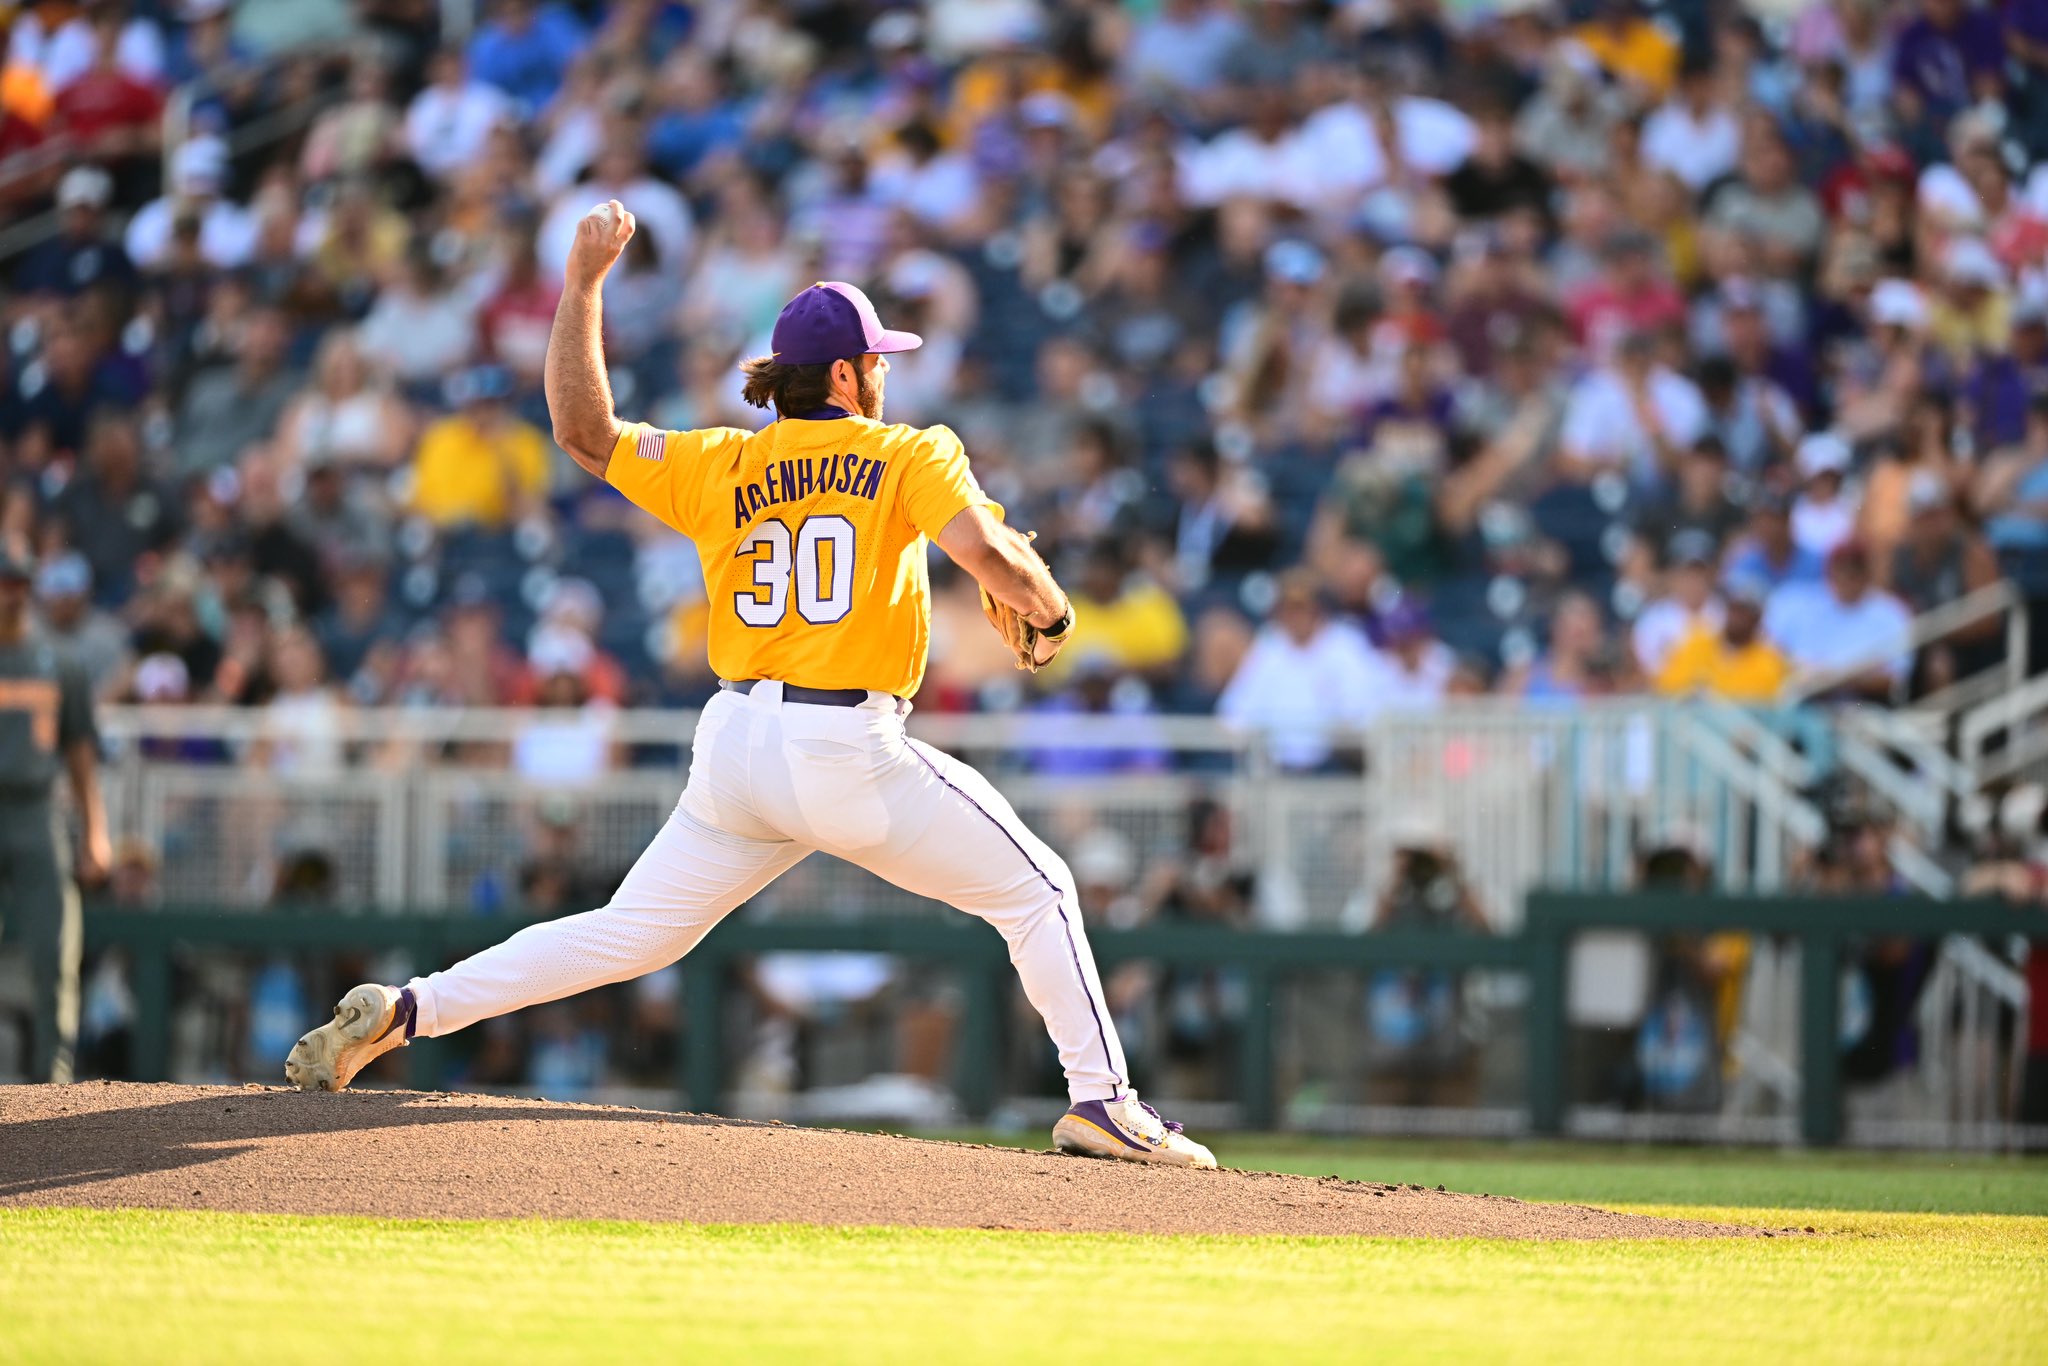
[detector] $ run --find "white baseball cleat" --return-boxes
[284,983,410,1092]
[1052,1093,1218,1169]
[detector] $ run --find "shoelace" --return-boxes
[1132,1098,1184,1135]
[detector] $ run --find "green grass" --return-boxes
[1140,1135,2048,1216]
[4,1143,2046,1365]
[901,1128,2048,1214]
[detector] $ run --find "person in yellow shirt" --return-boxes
[408,364,550,527]
[1036,541,1188,685]
[1655,578,1792,703]
[1573,1,1681,101]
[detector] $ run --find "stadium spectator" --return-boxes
[408,364,549,528]
[405,46,514,184]
[1655,575,1793,704]
[1218,572,1375,771]
[125,134,253,271]
[32,550,127,695]
[1766,540,1913,697]
[1632,530,1726,678]
[175,306,301,476]
[12,166,133,306]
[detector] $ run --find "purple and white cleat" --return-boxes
[284,983,412,1092]
[1052,1092,1217,1169]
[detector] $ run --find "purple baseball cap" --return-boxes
[770,281,923,367]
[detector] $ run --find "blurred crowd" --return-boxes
[2,0,2048,769]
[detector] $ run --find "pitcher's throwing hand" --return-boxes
[566,199,634,288]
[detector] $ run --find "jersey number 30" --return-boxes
[735,516,856,627]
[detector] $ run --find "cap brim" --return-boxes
[867,328,923,355]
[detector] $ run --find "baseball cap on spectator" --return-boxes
[1827,539,1873,573]
[1796,431,1853,478]
[1388,812,1451,852]
[444,363,513,408]
[171,136,229,194]
[541,576,603,634]
[529,624,594,678]
[1019,91,1075,131]
[1869,279,1927,329]
[1862,143,1916,181]
[770,282,922,366]
[1667,528,1719,568]
[135,653,191,702]
[1264,240,1326,287]
[1380,599,1434,642]
[1380,246,1440,290]
[57,166,112,211]
[445,571,495,614]
[1719,277,1763,313]
[867,9,921,50]
[2014,277,2048,327]
[886,250,946,301]
[1751,487,1794,517]
[34,551,91,601]
[1603,227,1658,260]
[1942,237,2005,290]
[1724,572,1770,608]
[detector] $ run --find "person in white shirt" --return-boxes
[1560,329,1708,491]
[404,46,513,182]
[867,120,981,232]
[1178,86,1322,209]
[124,136,257,271]
[1640,64,1741,193]
[1293,76,1477,215]
[1791,429,1859,558]
[538,142,693,278]
[1763,539,1912,698]
[1361,602,1457,718]
[1631,528,1727,676]
[1218,573,1379,771]
[8,4,163,93]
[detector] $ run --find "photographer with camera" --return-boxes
[1355,817,1491,1108]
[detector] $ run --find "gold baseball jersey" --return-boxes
[606,413,995,697]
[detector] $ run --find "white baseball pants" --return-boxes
[406,682,1130,1101]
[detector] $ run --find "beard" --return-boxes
[857,365,884,421]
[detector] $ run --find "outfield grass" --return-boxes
[5,1144,2045,1365]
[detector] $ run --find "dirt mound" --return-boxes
[1,1083,1772,1239]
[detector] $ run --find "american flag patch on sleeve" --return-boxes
[634,428,666,462]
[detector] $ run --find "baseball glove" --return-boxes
[981,585,1046,672]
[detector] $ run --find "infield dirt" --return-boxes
[1,1083,1782,1239]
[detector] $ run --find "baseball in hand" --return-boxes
[587,201,618,232]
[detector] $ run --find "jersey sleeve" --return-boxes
[898,424,1000,540]
[56,655,96,753]
[604,422,748,538]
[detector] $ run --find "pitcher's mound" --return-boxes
[1,1083,1770,1239]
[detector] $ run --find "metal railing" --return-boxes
[1782,579,2027,706]
[97,700,1828,921]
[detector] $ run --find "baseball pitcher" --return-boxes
[286,201,1213,1168]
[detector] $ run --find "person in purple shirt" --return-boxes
[1891,0,2006,130]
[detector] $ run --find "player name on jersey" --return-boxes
[733,454,888,530]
